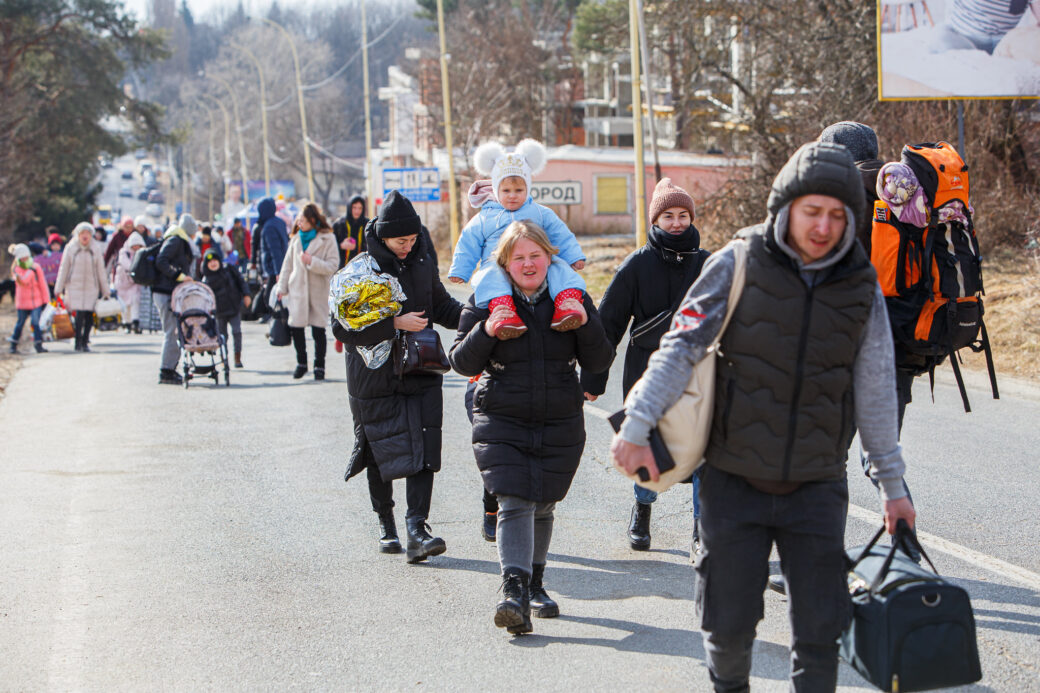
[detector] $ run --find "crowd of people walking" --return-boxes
[5,121,940,692]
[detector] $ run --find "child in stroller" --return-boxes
[170,281,230,387]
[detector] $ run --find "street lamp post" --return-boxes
[207,73,251,207]
[436,0,459,249]
[258,16,315,201]
[628,0,647,247]
[232,41,272,198]
[198,93,232,204]
[361,0,374,218]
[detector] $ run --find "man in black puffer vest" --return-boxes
[613,142,917,692]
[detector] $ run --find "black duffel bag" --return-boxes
[268,301,291,347]
[840,521,982,692]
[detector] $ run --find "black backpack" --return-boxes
[129,241,163,286]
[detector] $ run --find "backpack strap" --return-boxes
[981,318,999,401]
[947,329,972,413]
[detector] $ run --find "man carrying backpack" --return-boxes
[612,141,916,692]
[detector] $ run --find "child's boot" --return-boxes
[551,289,585,331]
[234,351,243,368]
[132,319,141,334]
[488,296,527,340]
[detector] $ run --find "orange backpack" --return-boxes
[870,141,997,411]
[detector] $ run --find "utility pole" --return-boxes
[233,41,271,197]
[259,17,315,201]
[208,73,250,207]
[628,0,647,246]
[361,0,374,217]
[436,0,459,249]
[635,0,661,182]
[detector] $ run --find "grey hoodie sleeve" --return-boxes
[854,285,907,502]
[618,246,737,446]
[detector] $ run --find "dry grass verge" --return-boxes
[577,237,1040,384]
[0,303,23,400]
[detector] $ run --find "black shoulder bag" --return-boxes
[392,328,450,377]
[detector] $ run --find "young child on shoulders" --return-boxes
[448,139,587,339]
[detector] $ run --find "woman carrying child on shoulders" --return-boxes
[449,220,612,635]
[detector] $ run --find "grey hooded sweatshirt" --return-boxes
[619,142,907,501]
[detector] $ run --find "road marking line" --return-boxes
[585,402,1040,591]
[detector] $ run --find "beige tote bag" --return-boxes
[618,239,748,492]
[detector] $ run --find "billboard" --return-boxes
[230,179,297,202]
[877,0,1040,100]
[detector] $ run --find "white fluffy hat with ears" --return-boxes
[473,138,548,203]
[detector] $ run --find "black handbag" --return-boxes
[392,328,450,377]
[840,522,982,692]
[268,302,292,347]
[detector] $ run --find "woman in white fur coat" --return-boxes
[276,202,339,380]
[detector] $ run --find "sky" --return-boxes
[120,0,326,23]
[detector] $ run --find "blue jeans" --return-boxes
[634,469,701,519]
[472,256,586,308]
[11,306,44,344]
[695,465,850,692]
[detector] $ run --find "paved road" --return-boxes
[2,311,1038,691]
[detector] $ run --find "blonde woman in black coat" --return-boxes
[449,220,612,635]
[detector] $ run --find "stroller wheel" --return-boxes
[183,365,190,389]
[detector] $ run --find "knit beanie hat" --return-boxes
[376,190,422,238]
[473,139,548,203]
[179,213,198,237]
[817,121,879,162]
[767,141,865,225]
[126,231,145,249]
[8,243,31,260]
[47,232,63,246]
[648,177,696,224]
[134,215,149,228]
[119,217,134,232]
[73,221,94,240]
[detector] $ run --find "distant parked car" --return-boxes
[145,202,162,218]
[119,184,133,197]
[138,189,150,200]
[121,169,133,179]
[134,148,147,159]
[147,189,165,204]
[98,155,113,168]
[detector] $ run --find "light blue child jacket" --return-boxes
[448,197,586,281]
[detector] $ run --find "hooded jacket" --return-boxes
[201,254,249,318]
[153,227,196,295]
[448,197,585,281]
[332,195,368,268]
[257,198,289,278]
[54,239,107,311]
[12,263,49,310]
[580,224,710,398]
[330,225,463,483]
[619,142,908,500]
[115,231,146,296]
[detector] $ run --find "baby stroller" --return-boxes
[171,282,230,388]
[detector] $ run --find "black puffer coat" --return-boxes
[202,262,248,318]
[331,226,462,483]
[449,289,613,503]
[153,234,195,295]
[580,224,709,398]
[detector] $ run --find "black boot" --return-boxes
[132,319,141,334]
[495,568,532,634]
[8,340,17,354]
[628,502,652,551]
[529,563,559,618]
[159,368,183,385]
[377,511,402,554]
[293,364,307,379]
[405,518,446,564]
[481,511,497,542]
[34,342,47,353]
[314,367,325,381]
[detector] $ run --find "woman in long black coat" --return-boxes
[449,219,612,635]
[331,191,462,564]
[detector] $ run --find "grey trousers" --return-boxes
[496,495,556,577]
[152,292,180,370]
[217,312,242,354]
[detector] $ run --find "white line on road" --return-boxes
[584,402,1040,591]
